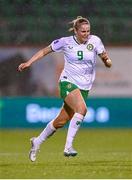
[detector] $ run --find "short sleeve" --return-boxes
[96,37,105,55]
[50,38,65,52]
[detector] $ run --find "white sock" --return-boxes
[34,120,56,145]
[65,112,84,149]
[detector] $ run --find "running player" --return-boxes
[18,16,112,162]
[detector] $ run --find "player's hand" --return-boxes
[105,59,112,68]
[18,62,31,72]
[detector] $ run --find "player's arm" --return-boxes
[99,51,112,68]
[18,45,53,72]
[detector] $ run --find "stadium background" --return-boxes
[0,0,132,179]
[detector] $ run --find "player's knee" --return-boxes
[76,104,87,116]
[53,119,68,129]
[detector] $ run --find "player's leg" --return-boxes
[53,102,74,128]
[32,103,74,144]
[29,103,74,162]
[64,88,88,157]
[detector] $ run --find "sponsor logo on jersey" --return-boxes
[87,44,94,51]
[68,46,73,49]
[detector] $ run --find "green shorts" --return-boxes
[59,81,89,101]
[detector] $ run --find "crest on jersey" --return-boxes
[87,44,94,51]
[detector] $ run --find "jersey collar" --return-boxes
[73,35,88,45]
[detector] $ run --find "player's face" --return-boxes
[75,24,90,44]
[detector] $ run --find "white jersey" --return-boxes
[51,35,105,90]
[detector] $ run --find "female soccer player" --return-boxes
[18,16,112,162]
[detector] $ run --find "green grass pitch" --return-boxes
[0,128,132,179]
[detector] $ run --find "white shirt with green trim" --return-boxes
[51,35,105,90]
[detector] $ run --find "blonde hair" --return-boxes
[68,16,90,32]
